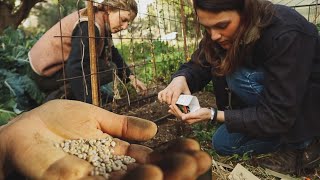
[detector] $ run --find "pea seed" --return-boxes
[55,135,136,179]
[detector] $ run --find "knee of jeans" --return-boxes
[212,134,234,156]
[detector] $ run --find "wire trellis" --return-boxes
[271,0,320,23]
[54,0,320,110]
[55,0,197,109]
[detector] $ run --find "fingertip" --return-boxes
[43,155,93,179]
[181,113,191,121]
[180,115,186,121]
[188,151,212,175]
[125,116,157,141]
[157,153,197,180]
[126,144,153,163]
[122,165,163,180]
[112,138,130,155]
[153,138,200,154]
[169,138,201,152]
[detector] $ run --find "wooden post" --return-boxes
[314,0,319,24]
[179,0,189,62]
[87,1,100,106]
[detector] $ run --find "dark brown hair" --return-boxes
[193,0,274,76]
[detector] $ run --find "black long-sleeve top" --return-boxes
[66,22,131,103]
[173,5,320,143]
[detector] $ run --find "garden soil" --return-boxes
[112,90,215,148]
[111,90,320,180]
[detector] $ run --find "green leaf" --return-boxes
[0,109,16,126]
[5,75,44,110]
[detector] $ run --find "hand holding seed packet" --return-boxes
[169,95,214,124]
[175,95,201,113]
[0,100,211,180]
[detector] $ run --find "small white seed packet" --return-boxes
[175,95,201,113]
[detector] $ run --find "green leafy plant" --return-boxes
[190,122,219,157]
[33,0,85,31]
[0,27,44,125]
[118,40,186,85]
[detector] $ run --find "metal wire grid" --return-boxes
[271,0,320,23]
[55,0,196,108]
[55,0,319,108]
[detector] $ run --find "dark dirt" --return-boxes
[112,90,216,148]
[110,90,320,179]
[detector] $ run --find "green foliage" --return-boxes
[191,122,252,161]
[33,0,85,31]
[0,109,16,126]
[0,27,41,67]
[203,81,214,92]
[0,74,16,126]
[0,27,43,125]
[190,122,218,157]
[0,70,18,125]
[117,41,186,84]
[228,152,251,162]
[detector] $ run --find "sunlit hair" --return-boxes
[193,0,274,76]
[82,0,138,20]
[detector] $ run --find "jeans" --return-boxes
[226,67,264,106]
[212,67,311,156]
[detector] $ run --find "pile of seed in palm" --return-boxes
[54,135,136,179]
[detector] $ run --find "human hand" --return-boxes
[158,76,191,105]
[168,105,211,124]
[0,99,157,179]
[0,100,212,180]
[129,75,147,96]
[124,138,212,180]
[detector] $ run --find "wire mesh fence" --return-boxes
[271,0,320,23]
[53,0,320,110]
[54,0,197,109]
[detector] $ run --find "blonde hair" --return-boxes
[82,0,138,19]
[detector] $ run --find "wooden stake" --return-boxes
[87,1,100,106]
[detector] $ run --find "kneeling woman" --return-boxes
[158,0,320,175]
[29,0,147,104]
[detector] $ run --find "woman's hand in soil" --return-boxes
[0,100,211,180]
[129,75,147,96]
[169,105,211,124]
[0,99,157,179]
[158,76,191,105]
